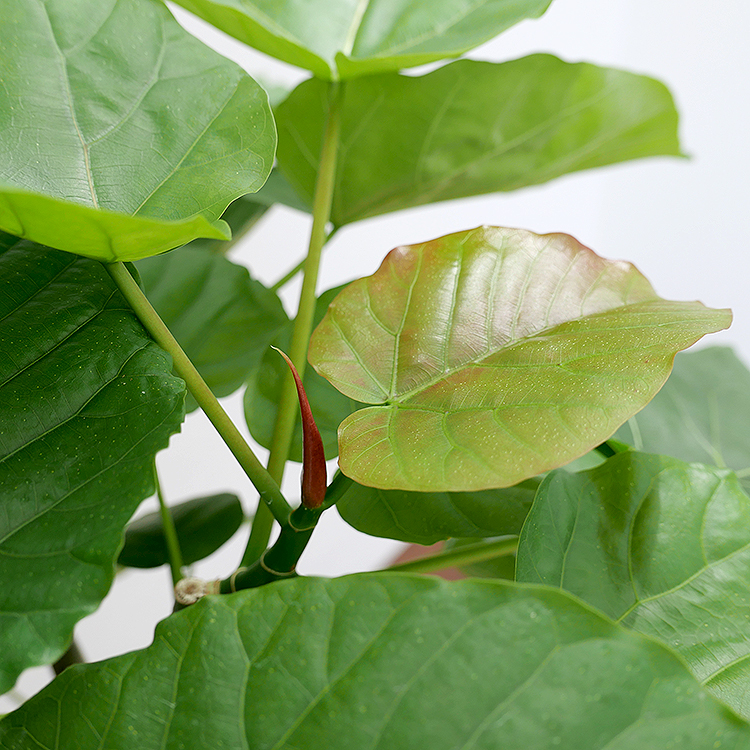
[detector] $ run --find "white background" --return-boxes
[4,0,749,710]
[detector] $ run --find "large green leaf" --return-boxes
[137,245,288,409]
[276,56,681,226]
[337,478,539,544]
[118,493,244,568]
[172,0,552,80]
[615,347,750,490]
[244,285,360,462]
[516,452,750,719]
[0,0,276,261]
[0,234,185,694]
[309,226,730,492]
[3,575,750,748]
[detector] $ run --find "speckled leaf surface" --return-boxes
[517,452,750,719]
[309,226,730,492]
[137,246,288,409]
[615,347,750,491]
[172,0,552,80]
[3,575,750,749]
[337,478,539,544]
[276,57,681,226]
[0,234,185,694]
[0,0,275,260]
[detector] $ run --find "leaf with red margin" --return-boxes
[309,226,731,492]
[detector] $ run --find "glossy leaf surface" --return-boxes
[244,286,360,462]
[517,452,750,718]
[309,227,730,492]
[616,347,750,490]
[172,0,552,79]
[119,493,244,568]
[276,57,681,226]
[0,234,185,693]
[0,0,276,260]
[337,478,539,544]
[3,575,750,748]
[137,246,288,409]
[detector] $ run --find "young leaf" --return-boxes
[0,0,276,261]
[276,57,681,226]
[244,285,359,461]
[308,226,730,492]
[272,348,326,508]
[0,234,185,694]
[118,493,244,569]
[516,452,750,719]
[171,0,552,80]
[3,575,749,748]
[337,478,539,544]
[136,246,288,409]
[615,346,750,490]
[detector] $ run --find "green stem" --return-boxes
[270,258,305,292]
[388,537,519,575]
[240,81,344,566]
[105,261,292,526]
[154,462,184,586]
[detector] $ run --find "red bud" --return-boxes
[273,347,327,509]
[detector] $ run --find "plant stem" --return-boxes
[153,462,183,586]
[105,261,291,526]
[240,81,344,565]
[388,537,519,575]
[270,258,305,292]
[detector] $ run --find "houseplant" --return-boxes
[1,0,749,746]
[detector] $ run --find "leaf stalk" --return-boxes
[104,261,292,526]
[242,80,344,565]
[388,537,519,575]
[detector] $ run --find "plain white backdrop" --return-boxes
[4,0,749,711]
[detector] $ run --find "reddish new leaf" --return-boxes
[273,347,326,508]
[309,227,731,492]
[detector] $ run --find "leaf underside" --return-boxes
[336,478,539,544]
[172,0,553,79]
[2,575,749,749]
[0,234,185,693]
[309,226,730,492]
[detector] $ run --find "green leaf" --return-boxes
[171,0,553,80]
[615,346,750,490]
[309,226,730,492]
[3,575,750,748]
[0,0,276,261]
[244,286,360,462]
[0,234,185,694]
[251,169,312,214]
[181,195,270,256]
[516,452,750,719]
[137,245,288,409]
[118,493,244,568]
[276,56,682,226]
[337,478,539,544]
